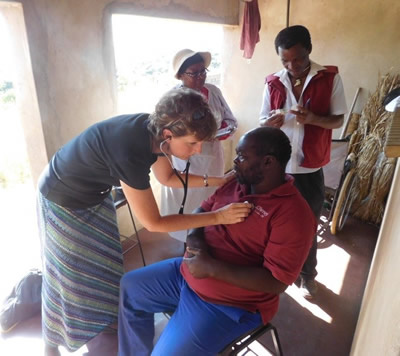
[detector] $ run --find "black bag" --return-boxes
[0,268,42,333]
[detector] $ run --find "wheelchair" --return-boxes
[323,136,357,235]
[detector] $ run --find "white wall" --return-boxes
[350,160,400,356]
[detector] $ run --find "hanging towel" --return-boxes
[240,0,261,59]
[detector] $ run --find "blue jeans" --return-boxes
[118,258,262,356]
[292,169,325,280]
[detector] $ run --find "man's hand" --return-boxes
[290,105,314,125]
[260,110,285,128]
[215,202,253,225]
[183,247,215,279]
[186,232,207,252]
[290,105,344,129]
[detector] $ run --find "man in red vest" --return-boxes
[259,25,347,299]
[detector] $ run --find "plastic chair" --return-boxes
[112,186,146,266]
[219,322,283,356]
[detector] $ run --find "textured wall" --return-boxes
[5,1,400,352]
[222,0,400,144]
[16,0,239,163]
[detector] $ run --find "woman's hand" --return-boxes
[220,170,236,186]
[215,202,253,225]
[216,120,236,141]
[208,170,236,187]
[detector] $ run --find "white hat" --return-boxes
[172,49,212,79]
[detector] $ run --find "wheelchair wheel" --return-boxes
[330,169,356,235]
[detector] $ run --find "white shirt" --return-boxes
[160,83,237,242]
[260,61,347,174]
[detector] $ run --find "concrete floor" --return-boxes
[0,208,378,356]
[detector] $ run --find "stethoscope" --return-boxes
[160,138,190,214]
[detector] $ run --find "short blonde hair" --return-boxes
[148,87,217,142]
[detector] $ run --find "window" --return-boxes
[112,14,224,114]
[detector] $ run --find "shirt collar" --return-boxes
[275,60,325,82]
[239,174,297,198]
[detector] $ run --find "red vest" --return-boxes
[266,66,338,168]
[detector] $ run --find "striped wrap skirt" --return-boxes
[36,192,124,351]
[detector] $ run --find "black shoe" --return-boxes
[300,278,318,300]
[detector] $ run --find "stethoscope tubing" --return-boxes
[160,139,190,214]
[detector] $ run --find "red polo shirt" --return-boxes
[180,176,316,323]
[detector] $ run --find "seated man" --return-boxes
[118,127,316,356]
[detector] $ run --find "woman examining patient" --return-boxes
[161,49,238,242]
[37,88,251,355]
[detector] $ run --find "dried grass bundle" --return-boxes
[355,133,381,199]
[372,110,394,142]
[375,158,396,200]
[346,113,361,136]
[353,197,372,221]
[353,153,396,224]
[348,130,362,155]
[347,71,400,225]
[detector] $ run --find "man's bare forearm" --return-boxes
[210,259,287,294]
[185,208,287,294]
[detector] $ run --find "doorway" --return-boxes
[0,4,42,302]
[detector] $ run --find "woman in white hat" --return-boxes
[161,49,238,242]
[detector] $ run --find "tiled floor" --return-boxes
[0,208,378,356]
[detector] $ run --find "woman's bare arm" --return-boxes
[120,181,252,232]
[151,155,233,188]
